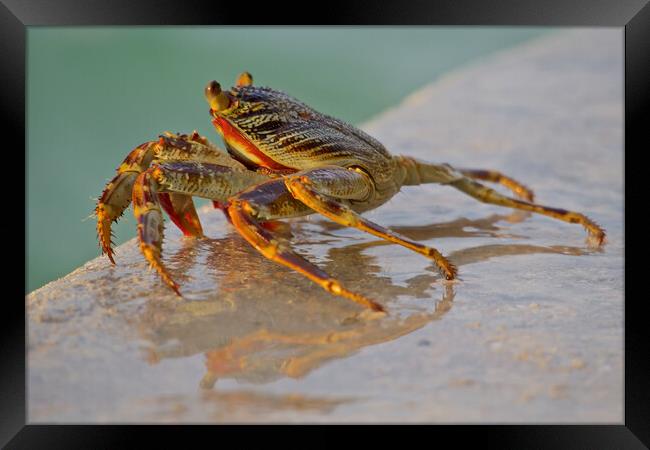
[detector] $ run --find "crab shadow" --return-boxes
[136,209,590,390]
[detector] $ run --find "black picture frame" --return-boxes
[6,0,648,447]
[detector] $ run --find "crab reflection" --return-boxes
[138,209,588,389]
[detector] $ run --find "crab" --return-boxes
[96,72,606,313]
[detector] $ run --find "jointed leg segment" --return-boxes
[284,167,458,280]
[132,170,180,294]
[96,131,251,261]
[448,177,606,245]
[227,179,386,312]
[397,155,534,201]
[130,162,271,295]
[456,168,535,202]
[396,156,606,245]
[158,193,204,237]
[96,142,156,263]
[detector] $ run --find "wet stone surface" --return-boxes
[28,29,623,423]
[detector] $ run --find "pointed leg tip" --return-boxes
[166,279,183,297]
[587,231,607,248]
[439,260,458,281]
[101,247,117,264]
[520,185,535,202]
[356,294,387,315]
[585,220,607,247]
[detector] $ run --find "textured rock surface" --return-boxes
[28,29,623,423]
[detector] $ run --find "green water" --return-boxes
[26,27,550,293]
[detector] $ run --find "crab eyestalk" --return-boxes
[236,72,253,87]
[204,80,232,112]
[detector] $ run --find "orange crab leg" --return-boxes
[131,162,271,295]
[396,157,606,246]
[158,192,204,237]
[132,170,181,295]
[227,179,385,312]
[96,142,156,263]
[285,167,457,280]
[97,132,251,262]
[448,177,607,245]
[456,168,535,202]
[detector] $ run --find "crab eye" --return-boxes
[204,80,231,112]
[205,80,221,97]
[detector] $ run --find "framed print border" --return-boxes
[4,0,648,447]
